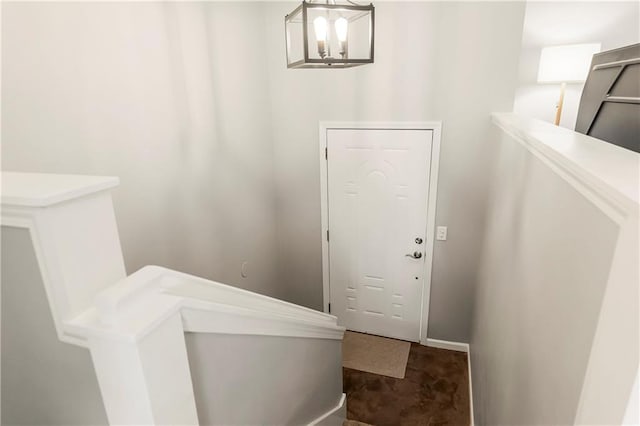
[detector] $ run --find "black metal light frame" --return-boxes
[285,1,375,69]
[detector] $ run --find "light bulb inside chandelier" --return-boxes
[335,17,348,58]
[313,16,328,58]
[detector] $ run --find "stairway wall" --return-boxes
[1,2,281,301]
[2,0,527,346]
[185,333,343,425]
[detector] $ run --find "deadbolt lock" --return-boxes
[415,237,423,244]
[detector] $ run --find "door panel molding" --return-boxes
[319,121,442,344]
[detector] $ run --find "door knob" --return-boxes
[405,251,422,259]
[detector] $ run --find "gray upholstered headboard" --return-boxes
[575,43,639,153]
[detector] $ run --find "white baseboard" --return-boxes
[309,393,346,426]
[423,338,474,425]
[424,338,469,353]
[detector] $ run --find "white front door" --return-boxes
[327,128,432,342]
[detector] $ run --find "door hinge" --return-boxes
[328,303,331,313]
[325,147,328,160]
[326,230,329,241]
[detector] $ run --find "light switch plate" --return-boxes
[436,226,447,241]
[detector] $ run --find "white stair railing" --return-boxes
[1,172,346,425]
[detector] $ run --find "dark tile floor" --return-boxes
[343,343,470,426]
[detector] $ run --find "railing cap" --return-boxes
[1,172,119,207]
[492,113,639,209]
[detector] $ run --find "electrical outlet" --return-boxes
[436,226,448,241]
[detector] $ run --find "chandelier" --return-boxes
[285,0,375,68]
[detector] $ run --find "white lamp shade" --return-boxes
[537,43,601,83]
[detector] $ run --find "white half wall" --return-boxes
[1,227,108,425]
[470,115,639,425]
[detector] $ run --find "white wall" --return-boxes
[1,2,281,298]
[2,1,526,343]
[470,119,638,425]
[186,333,343,425]
[513,1,640,129]
[266,1,525,341]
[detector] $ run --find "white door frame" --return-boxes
[319,121,442,344]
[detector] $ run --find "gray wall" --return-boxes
[1,227,108,426]
[2,2,526,342]
[265,2,525,341]
[1,2,281,299]
[469,125,620,424]
[185,333,343,425]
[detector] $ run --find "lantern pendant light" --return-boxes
[285,0,375,69]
